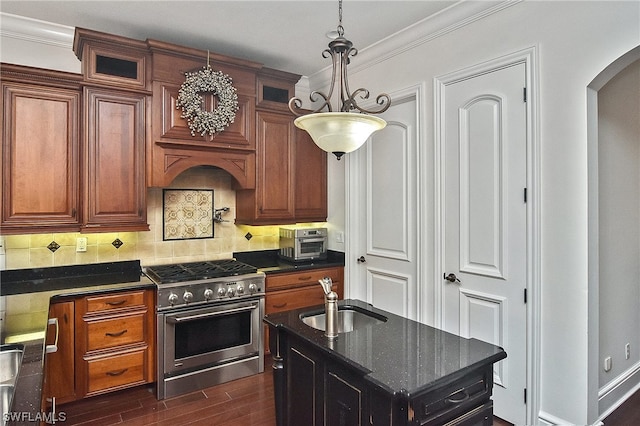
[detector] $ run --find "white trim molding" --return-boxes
[0,12,74,48]
[308,0,521,89]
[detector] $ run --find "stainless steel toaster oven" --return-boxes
[279,227,328,262]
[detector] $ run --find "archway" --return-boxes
[587,45,640,423]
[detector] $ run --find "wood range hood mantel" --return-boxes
[146,39,268,189]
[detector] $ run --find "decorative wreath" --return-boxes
[176,65,239,137]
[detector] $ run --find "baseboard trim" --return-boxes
[598,361,640,421]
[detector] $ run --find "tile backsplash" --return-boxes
[2,167,321,270]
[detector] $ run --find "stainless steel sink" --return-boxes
[0,384,15,421]
[0,345,23,423]
[300,307,386,333]
[0,347,23,384]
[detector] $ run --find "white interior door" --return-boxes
[350,94,418,320]
[441,63,527,424]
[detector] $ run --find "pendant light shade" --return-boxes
[294,113,386,160]
[289,0,391,160]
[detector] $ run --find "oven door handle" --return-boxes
[300,237,326,243]
[167,303,259,323]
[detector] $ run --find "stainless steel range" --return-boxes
[145,259,265,399]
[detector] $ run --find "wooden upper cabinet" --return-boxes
[1,66,82,234]
[236,110,296,224]
[294,128,328,222]
[257,68,298,112]
[154,81,255,150]
[74,27,151,91]
[235,68,328,225]
[146,40,262,188]
[83,87,148,231]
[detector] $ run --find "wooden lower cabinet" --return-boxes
[85,348,147,394]
[43,301,76,405]
[42,288,155,407]
[264,267,343,354]
[76,289,155,398]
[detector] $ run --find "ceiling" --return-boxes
[0,0,456,76]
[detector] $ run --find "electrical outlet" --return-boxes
[626,343,631,360]
[76,237,88,252]
[604,356,612,372]
[336,231,344,243]
[0,237,5,255]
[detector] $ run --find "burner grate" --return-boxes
[146,260,258,284]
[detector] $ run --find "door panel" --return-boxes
[442,63,527,424]
[368,121,409,260]
[460,96,505,278]
[368,269,410,319]
[352,95,418,320]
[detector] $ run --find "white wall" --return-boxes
[312,1,639,424]
[598,58,640,407]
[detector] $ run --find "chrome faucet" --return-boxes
[319,277,338,339]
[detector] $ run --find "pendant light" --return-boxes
[289,0,391,160]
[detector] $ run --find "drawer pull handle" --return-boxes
[106,368,128,377]
[105,329,128,337]
[106,300,126,306]
[445,390,469,404]
[297,276,312,281]
[273,303,288,309]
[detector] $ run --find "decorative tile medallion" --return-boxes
[47,241,60,253]
[112,238,124,249]
[163,189,214,241]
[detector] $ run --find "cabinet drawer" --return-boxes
[86,313,145,351]
[266,268,342,291]
[413,365,492,425]
[86,349,146,394]
[85,291,145,312]
[266,285,337,314]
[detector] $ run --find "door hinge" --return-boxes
[523,87,527,102]
[524,188,527,203]
[524,388,527,404]
[524,288,527,304]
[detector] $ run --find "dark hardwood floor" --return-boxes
[58,362,634,425]
[603,389,640,425]
[60,365,275,426]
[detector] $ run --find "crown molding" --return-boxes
[307,0,522,89]
[0,12,74,48]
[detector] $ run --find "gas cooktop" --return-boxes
[145,259,258,284]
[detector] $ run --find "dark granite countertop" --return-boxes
[233,249,345,274]
[264,299,507,396]
[0,261,154,424]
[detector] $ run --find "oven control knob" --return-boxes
[204,289,214,300]
[183,291,194,303]
[236,285,244,295]
[168,293,179,305]
[248,283,258,294]
[227,287,236,297]
[217,288,227,298]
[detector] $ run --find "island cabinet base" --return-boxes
[269,331,496,426]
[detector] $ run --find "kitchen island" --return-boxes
[264,299,507,426]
